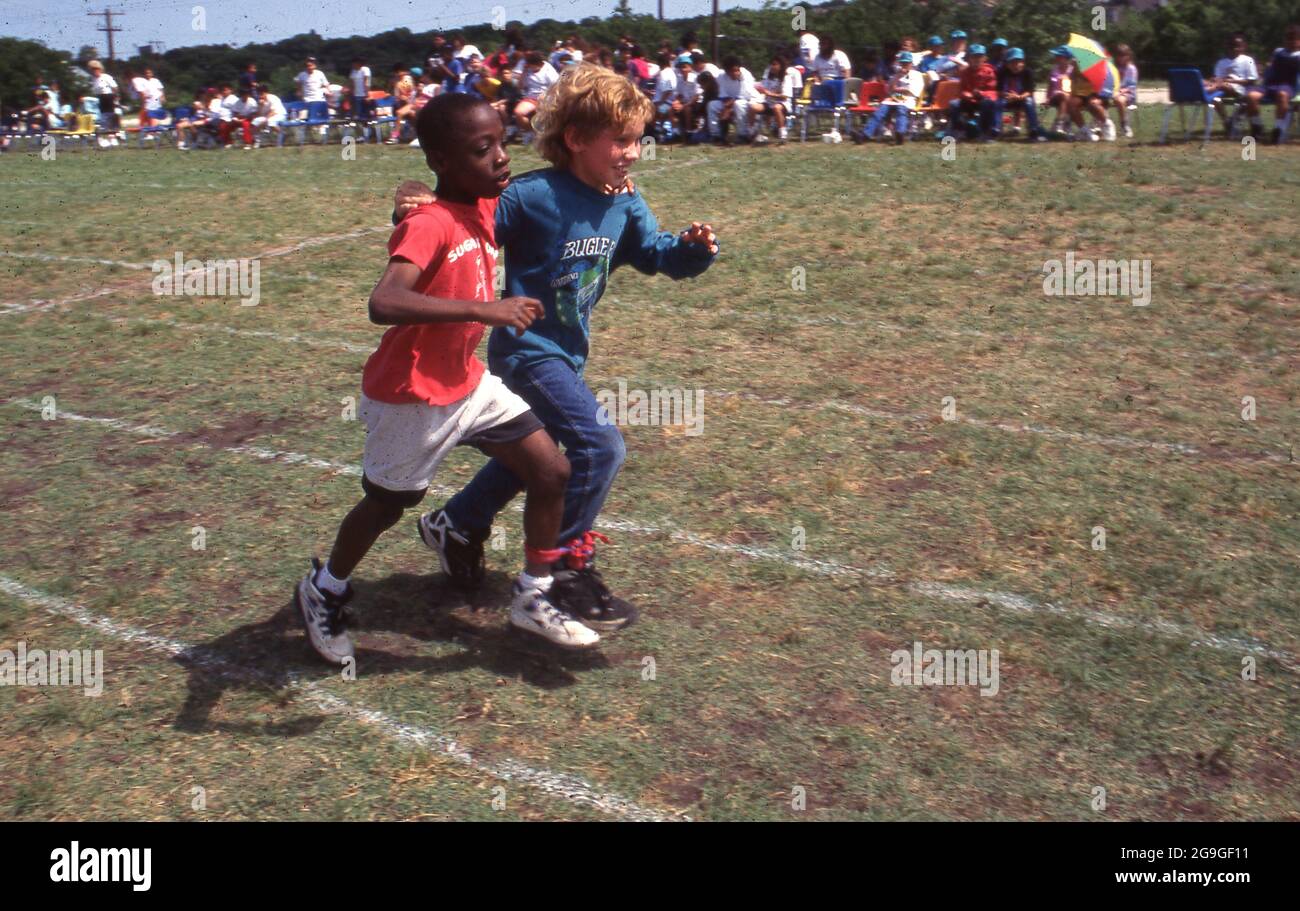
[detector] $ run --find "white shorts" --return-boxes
[360,372,537,493]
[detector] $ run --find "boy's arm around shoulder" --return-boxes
[614,193,720,280]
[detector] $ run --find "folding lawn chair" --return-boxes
[800,77,847,141]
[845,80,887,134]
[1159,68,1214,144]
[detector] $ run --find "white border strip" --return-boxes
[0,575,680,821]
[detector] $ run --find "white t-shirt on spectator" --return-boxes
[759,70,798,108]
[717,67,759,102]
[654,67,678,103]
[92,73,118,95]
[522,62,559,98]
[1214,54,1259,87]
[209,97,232,121]
[261,93,286,121]
[350,66,371,96]
[142,78,164,109]
[296,69,329,102]
[130,75,148,100]
[674,70,699,104]
[233,96,259,118]
[883,68,924,109]
[800,34,820,63]
[811,50,852,79]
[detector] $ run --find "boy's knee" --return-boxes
[535,451,571,495]
[593,424,626,472]
[361,476,426,517]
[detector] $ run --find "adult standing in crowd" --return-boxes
[296,57,329,102]
[87,60,120,136]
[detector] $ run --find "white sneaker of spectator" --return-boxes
[1101,119,1117,141]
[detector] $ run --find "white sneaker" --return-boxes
[753,133,769,145]
[1122,124,1133,139]
[176,141,188,150]
[1102,119,1117,141]
[509,581,600,650]
[294,558,355,665]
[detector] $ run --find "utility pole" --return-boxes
[88,8,124,63]
[658,0,663,20]
[711,0,719,60]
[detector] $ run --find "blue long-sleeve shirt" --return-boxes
[487,167,717,383]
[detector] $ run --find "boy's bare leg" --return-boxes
[327,494,407,580]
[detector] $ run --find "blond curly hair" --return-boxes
[533,62,654,169]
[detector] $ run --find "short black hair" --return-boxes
[416,92,495,161]
[722,55,740,70]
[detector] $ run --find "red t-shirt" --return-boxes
[362,197,498,406]
[960,62,999,100]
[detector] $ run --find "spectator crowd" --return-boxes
[4,22,1298,151]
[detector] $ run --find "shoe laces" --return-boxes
[526,589,567,625]
[319,597,348,637]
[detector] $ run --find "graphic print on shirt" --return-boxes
[553,234,614,329]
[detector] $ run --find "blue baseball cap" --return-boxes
[928,35,944,46]
[950,30,967,39]
[1006,47,1025,61]
[969,44,987,56]
[991,38,1009,48]
[1051,46,1072,57]
[897,51,914,64]
[409,66,423,76]
[676,53,693,66]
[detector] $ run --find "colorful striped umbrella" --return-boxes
[1066,33,1119,97]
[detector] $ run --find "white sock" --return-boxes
[316,562,349,596]
[518,570,553,592]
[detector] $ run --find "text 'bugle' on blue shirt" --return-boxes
[487,167,717,383]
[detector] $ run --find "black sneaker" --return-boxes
[418,508,488,588]
[550,564,638,632]
[549,533,638,632]
[1271,127,1283,145]
[294,557,354,665]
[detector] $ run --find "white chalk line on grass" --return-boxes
[72,313,1292,466]
[0,575,679,821]
[0,251,151,270]
[9,397,1296,674]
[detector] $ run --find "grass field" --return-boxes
[1,118,1297,821]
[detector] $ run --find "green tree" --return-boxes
[0,37,86,114]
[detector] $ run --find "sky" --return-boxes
[0,0,772,57]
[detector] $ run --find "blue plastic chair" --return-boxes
[281,101,309,143]
[800,78,847,141]
[136,107,172,147]
[1160,68,1214,143]
[367,95,397,142]
[302,100,334,143]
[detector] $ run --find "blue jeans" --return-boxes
[995,96,1045,136]
[947,97,995,138]
[864,104,910,138]
[445,358,626,544]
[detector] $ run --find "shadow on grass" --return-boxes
[173,570,608,734]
